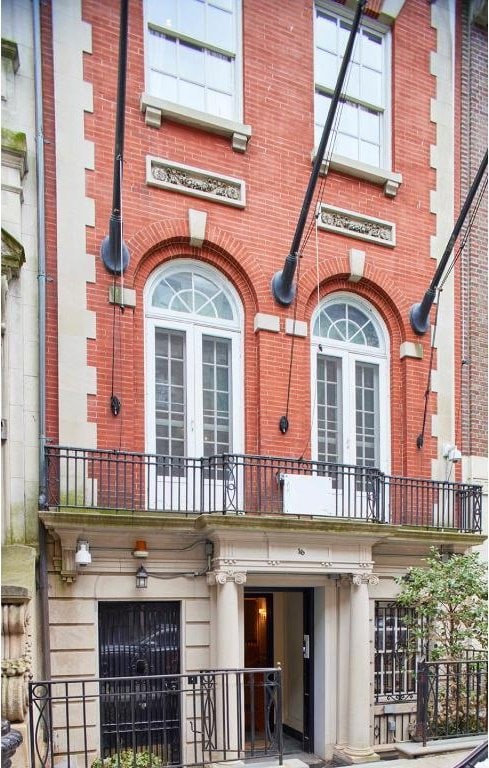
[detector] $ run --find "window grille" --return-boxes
[374,601,418,702]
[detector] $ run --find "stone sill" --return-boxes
[313,151,403,197]
[140,93,252,153]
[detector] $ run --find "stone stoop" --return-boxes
[395,735,485,759]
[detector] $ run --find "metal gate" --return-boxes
[98,601,181,762]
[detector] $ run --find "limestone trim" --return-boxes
[140,93,252,153]
[147,155,246,208]
[318,204,396,247]
[428,2,456,481]
[52,0,96,448]
[315,152,402,197]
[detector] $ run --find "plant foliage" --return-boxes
[396,547,488,661]
[91,750,163,768]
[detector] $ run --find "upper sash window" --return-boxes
[314,2,390,169]
[145,0,242,122]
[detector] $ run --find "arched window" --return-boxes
[311,294,389,471]
[145,261,243,462]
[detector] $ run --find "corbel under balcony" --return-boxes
[49,530,80,583]
[140,93,252,153]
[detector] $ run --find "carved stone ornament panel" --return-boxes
[207,570,247,585]
[147,156,246,208]
[352,573,380,586]
[318,204,395,247]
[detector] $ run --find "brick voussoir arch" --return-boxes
[298,259,412,345]
[128,219,263,312]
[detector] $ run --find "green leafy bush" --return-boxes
[91,749,163,768]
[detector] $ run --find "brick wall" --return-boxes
[459,1,488,459]
[43,0,449,479]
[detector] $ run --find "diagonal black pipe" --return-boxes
[410,149,488,335]
[271,0,366,306]
[100,0,130,275]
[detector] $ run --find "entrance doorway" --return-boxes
[244,589,314,754]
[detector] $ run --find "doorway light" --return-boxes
[136,565,148,589]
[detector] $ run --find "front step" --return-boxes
[395,734,485,759]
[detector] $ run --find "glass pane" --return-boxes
[148,70,177,101]
[344,61,360,100]
[147,0,177,28]
[360,108,380,143]
[207,5,234,50]
[360,140,380,167]
[155,330,186,458]
[355,362,378,467]
[361,68,382,106]
[316,49,337,90]
[317,356,342,464]
[316,12,337,53]
[336,132,358,160]
[179,79,206,111]
[207,50,233,91]
[179,0,205,39]
[362,30,383,70]
[340,101,359,136]
[202,336,231,455]
[179,40,205,83]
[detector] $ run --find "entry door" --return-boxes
[98,602,180,762]
[148,320,240,510]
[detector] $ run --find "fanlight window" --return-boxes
[151,270,234,320]
[313,302,380,348]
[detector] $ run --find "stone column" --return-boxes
[342,573,379,764]
[335,575,351,753]
[207,570,246,760]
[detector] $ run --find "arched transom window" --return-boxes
[145,261,243,466]
[311,294,389,471]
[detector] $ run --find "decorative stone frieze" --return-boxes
[147,156,246,208]
[318,204,395,246]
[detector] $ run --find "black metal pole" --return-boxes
[271,0,366,306]
[100,0,130,275]
[410,149,488,334]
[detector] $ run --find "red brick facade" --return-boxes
[41,0,478,480]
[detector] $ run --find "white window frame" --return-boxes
[144,260,244,460]
[143,0,244,124]
[310,293,390,473]
[313,0,392,173]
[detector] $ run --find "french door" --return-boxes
[311,295,389,520]
[146,318,241,511]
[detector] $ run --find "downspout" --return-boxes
[33,0,51,679]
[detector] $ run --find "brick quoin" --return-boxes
[43,0,450,481]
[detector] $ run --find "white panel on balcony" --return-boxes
[281,474,333,516]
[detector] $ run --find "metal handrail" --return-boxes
[44,446,482,532]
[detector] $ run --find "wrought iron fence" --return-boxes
[415,659,488,745]
[44,446,482,532]
[28,668,283,768]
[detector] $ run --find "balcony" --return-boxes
[44,446,482,533]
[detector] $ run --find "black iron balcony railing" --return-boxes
[415,658,488,746]
[28,668,283,768]
[44,446,482,532]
